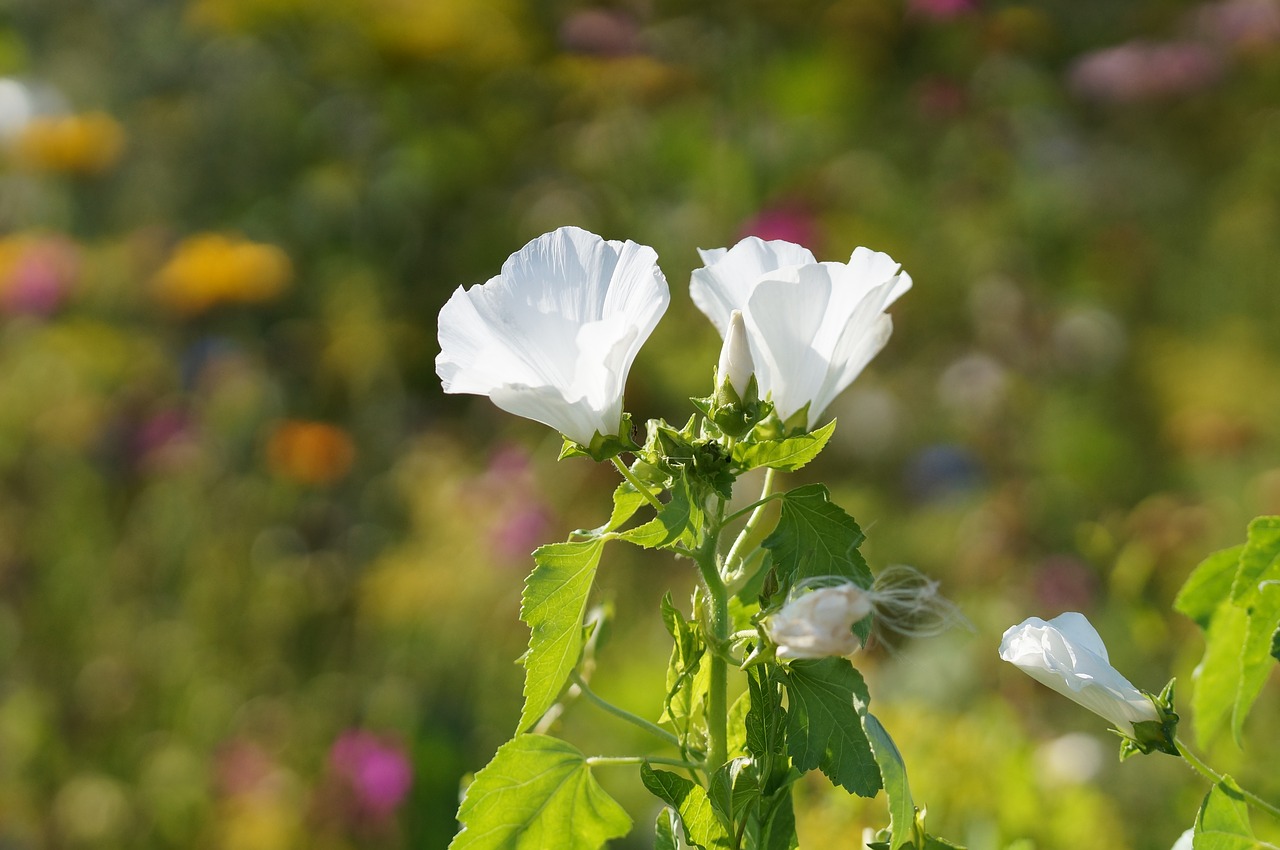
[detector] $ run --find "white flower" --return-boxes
[690,237,911,430]
[766,584,873,660]
[436,226,669,446]
[999,612,1158,735]
[1170,829,1193,850]
[716,310,754,397]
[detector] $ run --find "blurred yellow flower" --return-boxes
[266,420,355,486]
[151,234,292,315]
[10,111,124,174]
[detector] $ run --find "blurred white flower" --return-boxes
[999,612,1158,735]
[691,237,911,429]
[765,584,872,660]
[1170,828,1194,850]
[436,226,669,446]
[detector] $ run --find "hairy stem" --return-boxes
[570,671,681,748]
[586,755,703,770]
[1176,737,1280,822]
[724,468,777,578]
[611,456,664,511]
[695,500,730,773]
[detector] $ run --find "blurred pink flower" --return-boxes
[493,506,554,559]
[559,9,642,57]
[908,0,977,21]
[329,731,412,819]
[214,741,277,798]
[1069,40,1224,102]
[914,77,968,122]
[0,235,79,316]
[1194,0,1280,51]
[738,206,819,250]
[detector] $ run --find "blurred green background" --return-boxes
[1,0,1279,847]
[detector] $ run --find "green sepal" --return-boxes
[557,414,640,462]
[449,734,631,850]
[1118,678,1179,759]
[732,420,836,473]
[694,373,773,439]
[641,416,735,502]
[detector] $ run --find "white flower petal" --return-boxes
[1000,613,1157,735]
[691,237,816,334]
[436,226,668,445]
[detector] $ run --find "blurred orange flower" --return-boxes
[266,420,355,486]
[151,233,293,315]
[11,111,125,174]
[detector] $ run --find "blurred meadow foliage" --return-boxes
[0,0,1279,847]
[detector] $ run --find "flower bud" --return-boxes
[766,584,873,660]
[716,310,754,399]
[999,612,1159,736]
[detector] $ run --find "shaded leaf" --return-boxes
[450,734,631,850]
[519,539,606,731]
[781,658,881,797]
[620,477,700,550]
[864,714,916,850]
[641,765,733,850]
[655,808,680,850]
[1194,777,1264,850]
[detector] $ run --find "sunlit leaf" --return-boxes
[1193,777,1264,850]
[1174,545,1243,629]
[519,539,606,731]
[620,476,700,549]
[450,735,630,850]
[864,714,916,850]
[733,420,836,472]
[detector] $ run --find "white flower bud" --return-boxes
[999,612,1158,735]
[766,584,873,660]
[716,310,754,397]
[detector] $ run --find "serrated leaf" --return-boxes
[733,421,836,472]
[763,485,873,640]
[450,734,631,850]
[1234,580,1280,742]
[656,808,680,850]
[519,539,606,731]
[642,765,733,850]
[604,479,655,533]
[709,757,760,834]
[660,595,709,748]
[1194,778,1264,850]
[620,476,701,549]
[864,714,915,850]
[780,658,881,797]
[1229,517,1280,606]
[1176,546,1244,629]
[748,787,799,850]
[1192,602,1250,748]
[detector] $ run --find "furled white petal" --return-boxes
[436,226,669,445]
[690,237,816,334]
[1000,613,1158,735]
[767,584,872,660]
[691,237,909,431]
[717,310,754,396]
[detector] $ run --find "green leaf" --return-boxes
[1234,580,1280,742]
[864,714,916,850]
[763,484,873,639]
[519,539,606,731]
[709,757,760,835]
[780,658,881,797]
[733,420,836,472]
[747,788,800,850]
[450,734,631,850]
[659,594,709,747]
[641,765,733,850]
[655,808,680,850]
[1175,545,1244,629]
[1230,517,1280,606]
[746,666,787,767]
[1192,602,1250,748]
[1270,623,1280,663]
[1194,778,1265,850]
[619,476,701,550]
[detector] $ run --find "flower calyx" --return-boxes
[1119,678,1180,759]
[558,413,642,462]
[640,416,735,501]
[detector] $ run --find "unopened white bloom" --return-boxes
[999,612,1158,735]
[436,226,669,446]
[716,310,754,397]
[691,237,911,429]
[766,584,873,660]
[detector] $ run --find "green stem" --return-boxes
[586,755,703,770]
[724,468,777,577]
[695,502,730,773]
[722,491,784,526]
[570,671,680,748]
[1176,737,1280,822]
[611,456,664,511]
